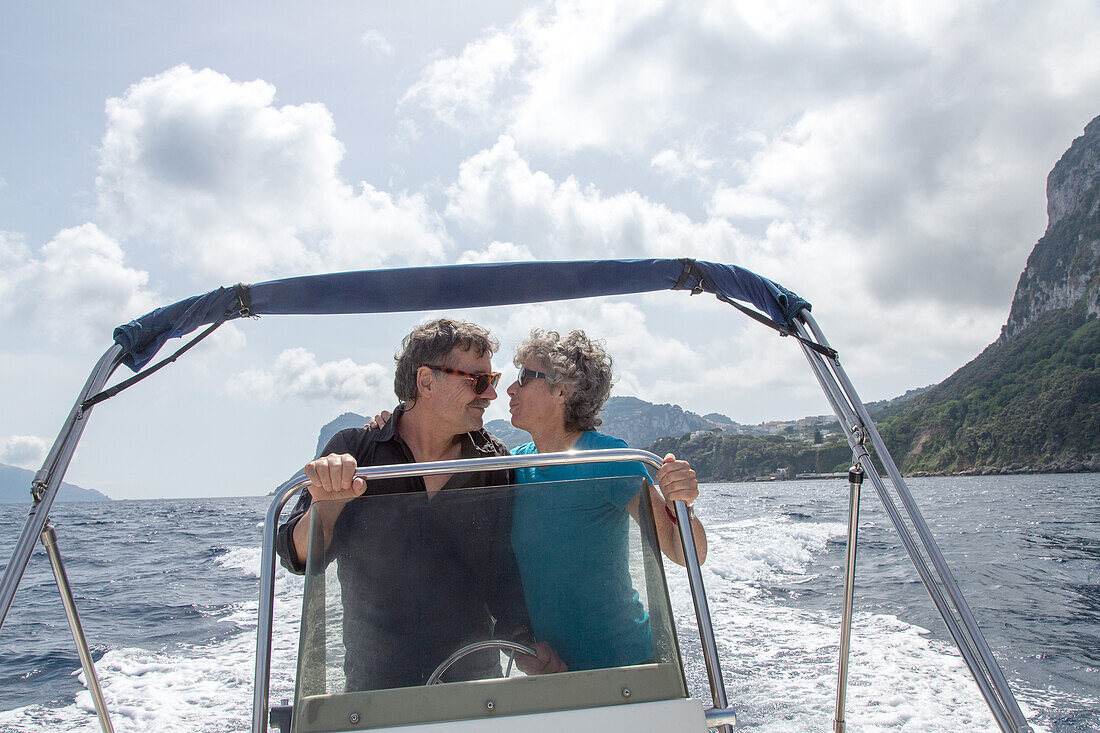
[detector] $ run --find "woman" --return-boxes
[505,328,707,672]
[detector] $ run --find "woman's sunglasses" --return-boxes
[424,365,502,394]
[517,367,549,386]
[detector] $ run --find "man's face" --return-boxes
[430,345,499,435]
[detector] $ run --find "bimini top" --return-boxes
[113,258,810,372]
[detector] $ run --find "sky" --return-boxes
[1,0,1098,499]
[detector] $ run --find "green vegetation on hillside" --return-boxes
[876,302,1100,473]
[648,432,852,482]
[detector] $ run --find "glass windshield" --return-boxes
[293,475,684,730]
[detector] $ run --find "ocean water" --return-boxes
[0,473,1097,732]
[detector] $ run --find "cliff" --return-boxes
[875,115,1100,474]
[1001,116,1100,340]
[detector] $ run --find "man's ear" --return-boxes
[415,365,435,400]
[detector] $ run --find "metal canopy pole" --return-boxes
[833,464,863,733]
[41,523,116,733]
[0,344,124,631]
[792,313,1032,733]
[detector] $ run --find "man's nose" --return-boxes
[483,381,499,400]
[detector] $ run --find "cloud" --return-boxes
[0,225,158,346]
[0,435,48,469]
[401,30,519,130]
[650,146,715,182]
[360,29,395,57]
[96,64,450,282]
[445,136,749,261]
[404,0,1100,322]
[226,348,390,406]
[456,241,535,264]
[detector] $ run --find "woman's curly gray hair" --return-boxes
[514,329,613,432]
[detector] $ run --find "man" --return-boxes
[276,317,563,691]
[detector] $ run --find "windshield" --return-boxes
[293,475,685,730]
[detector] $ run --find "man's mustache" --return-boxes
[469,399,491,409]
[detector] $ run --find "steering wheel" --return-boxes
[426,639,537,685]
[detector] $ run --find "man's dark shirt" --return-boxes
[275,406,530,691]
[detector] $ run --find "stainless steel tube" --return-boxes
[252,481,309,733]
[674,500,733,731]
[705,707,739,727]
[0,344,124,632]
[41,524,115,733]
[833,467,863,733]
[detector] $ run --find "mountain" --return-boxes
[482,420,532,449]
[486,395,732,449]
[313,412,370,457]
[874,116,1100,475]
[0,463,110,504]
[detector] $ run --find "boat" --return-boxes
[0,258,1033,732]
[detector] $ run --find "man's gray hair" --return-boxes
[394,318,499,404]
[514,329,613,432]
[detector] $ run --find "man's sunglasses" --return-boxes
[517,367,549,387]
[424,365,502,394]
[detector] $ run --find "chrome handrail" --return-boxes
[253,448,727,732]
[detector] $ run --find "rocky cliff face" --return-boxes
[596,396,726,448]
[1001,115,1100,340]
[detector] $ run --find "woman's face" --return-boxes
[506,360,567,433]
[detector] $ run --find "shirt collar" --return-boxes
[381,403,497,457]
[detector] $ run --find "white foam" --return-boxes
[214,546,265,578]
[667,516,1049,732]
[0,521,1054,731]
[0,562,303,733]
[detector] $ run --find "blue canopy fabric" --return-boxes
[113,259,809,371]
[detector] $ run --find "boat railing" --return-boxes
[254,449,737,733]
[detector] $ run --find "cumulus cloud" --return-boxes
[96,64,450,282]
[445,136,749,261]
[404,0,1100,325]
[226,348,390,406]
[650,146,715,182]
[401,30,519,129]
[0,435,48,469]
[456,241,535,263]
[360,29,395,57]
[0,226,158,346]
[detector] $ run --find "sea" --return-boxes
[0,473,1097,732]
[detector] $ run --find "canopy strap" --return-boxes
[79,287,250,413]
[719,294,838,359]
[675,258,837,359]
